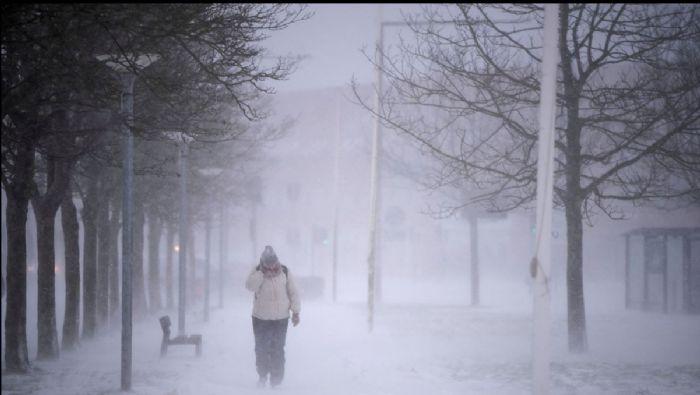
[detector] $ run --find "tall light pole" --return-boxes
[249,176,262,264]
[367,10,422,331]
[532,5,559,395]
[96,53,158,391]
[204,213,211,322]
[367,10,424,331]
[469,214,479,306]
[367,9,416,331]
[119,73,136,391]
[198,167,223,321]
[218,203,227,308]
[366,13,470,331]
[332,94,342,303]
[367,5,385,332]
[176,133,193,336]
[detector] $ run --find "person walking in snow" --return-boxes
[246,245,301,388]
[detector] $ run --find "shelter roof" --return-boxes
[624,227,700,237]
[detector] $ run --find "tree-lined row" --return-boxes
[2,4,309,372]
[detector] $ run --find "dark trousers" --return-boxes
[252,316,289,385]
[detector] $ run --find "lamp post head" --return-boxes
[96,53,160,73]
[164,131,195,146]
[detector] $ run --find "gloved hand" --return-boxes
[291,313,300,327]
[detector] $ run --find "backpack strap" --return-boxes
[281,265,292,299]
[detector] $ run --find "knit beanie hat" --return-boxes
[260,245,279,269]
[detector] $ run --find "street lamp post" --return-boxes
[176,134,193,336]
[204,213,211,322]
[367,12,470,331]
[198,167,223,321]
[96,53,158,391]
[163,130,194,337]
[219,203,227,308]
[120,72,136,392]
[532,5,559,395]
[249,176,262,264]
[368,10,423,332]
[367,5,384,333]
[332,94,342,303]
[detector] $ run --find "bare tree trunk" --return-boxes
[33,203,60,360]
[32,157,71,360]
[188,229,196,306]
[80,170,98,339]
[96,185,110,330]
[61,188,80,350]
[147,209,162,312]
[565,199,588,352]
[108,198,121,326]
[165,222,175,309]
[133,199,147,317]
[560,5,588,353]
[4,191,31,372]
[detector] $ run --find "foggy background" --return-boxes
[2,4,699,395]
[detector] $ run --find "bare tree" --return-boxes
[60,182,80,350]
[76,161,100,340]
[94,169,120,331]
[3,3,117,362]
[354,4,700,352]
[3,3,310,369]
[0,111,34,371]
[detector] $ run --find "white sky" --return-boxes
[263,4,425,93]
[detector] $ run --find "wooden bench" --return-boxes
[159,315,202,357]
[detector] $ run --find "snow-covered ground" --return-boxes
[3,282,700,395]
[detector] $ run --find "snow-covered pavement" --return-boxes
[3,295,700,395]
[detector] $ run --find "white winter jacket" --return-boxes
[245,265,301,320]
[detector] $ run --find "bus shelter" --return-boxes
[624,227,700,314]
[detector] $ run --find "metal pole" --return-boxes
[250,183,259,264]
[625,234,630,309]
[178,138,188,336]
[469,215,479,306]
[532,5,559,395]
[332,95,341,303]
[219,204,226,308]
[204,214,211,322]
[120,72,136,391]
[367,6,384,332]
[662,234,668,313]
[251,203,257,263]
